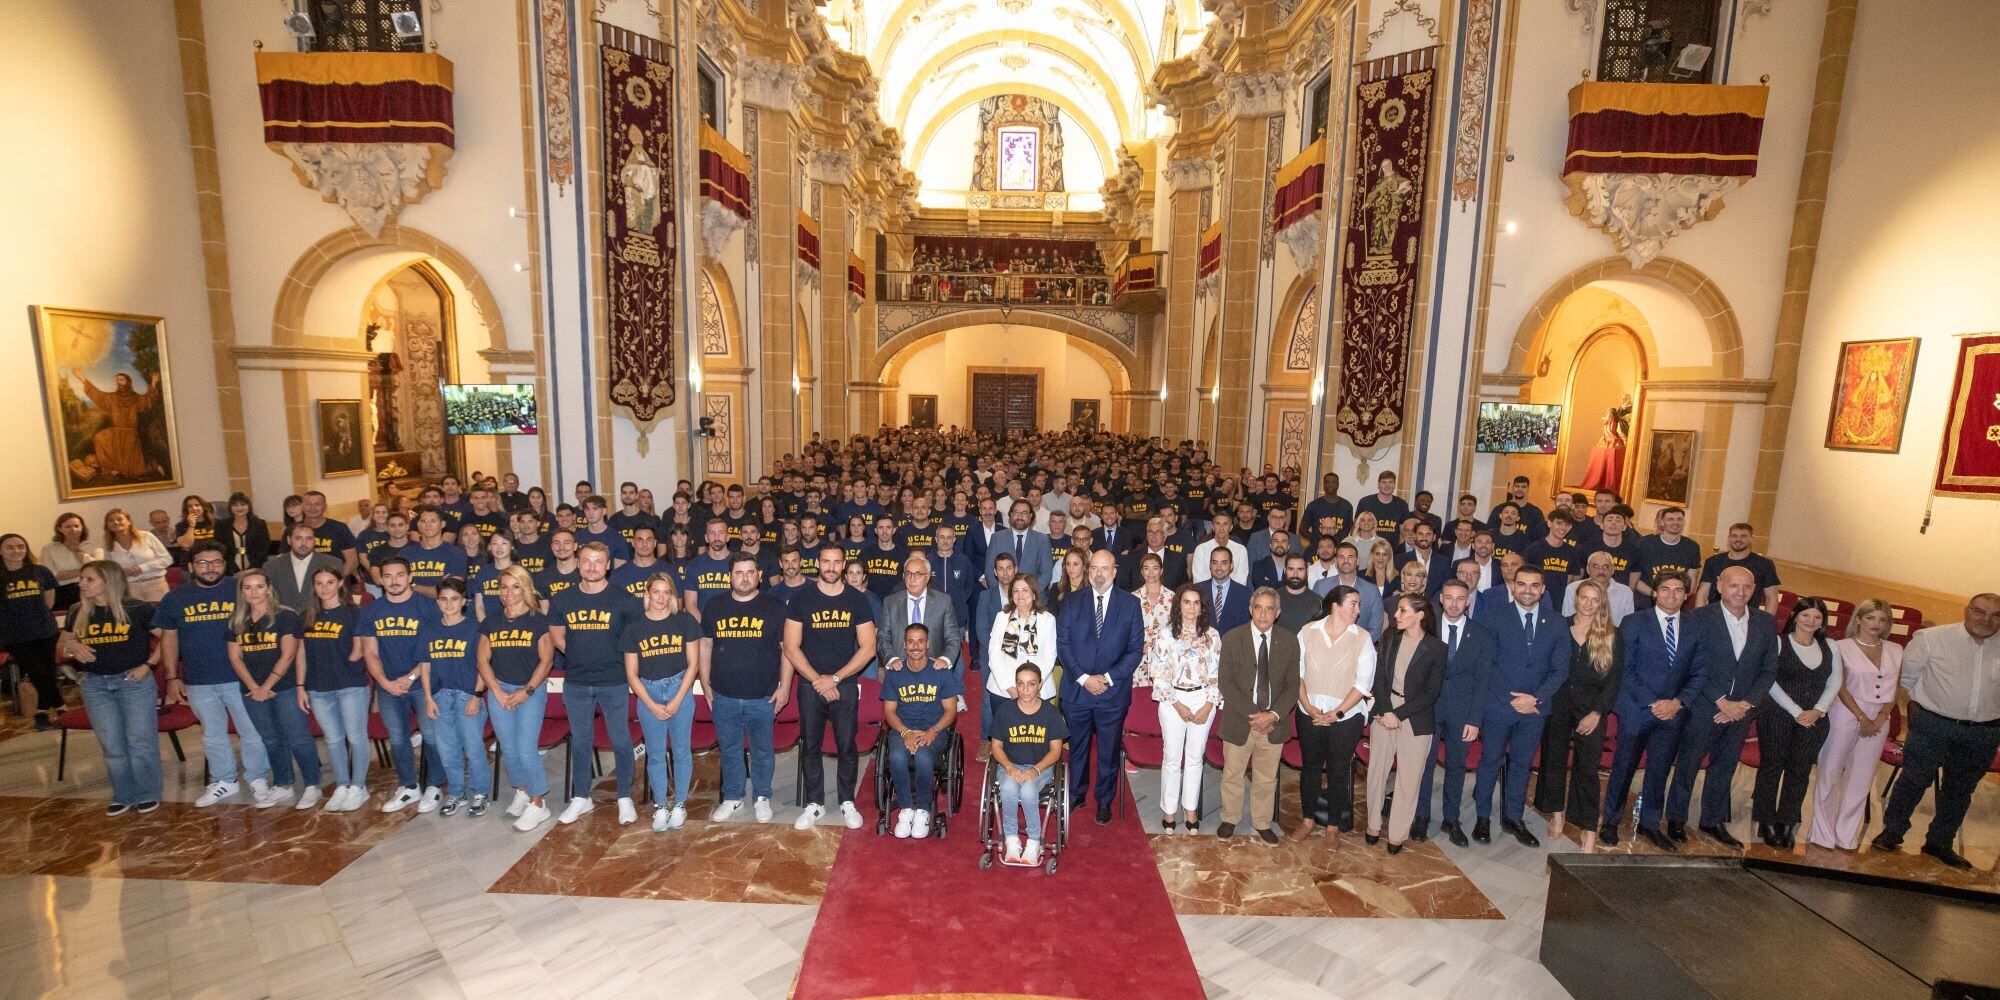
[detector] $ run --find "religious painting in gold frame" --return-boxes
[907,394,938,429]
[29,305,183,500]
[1824,337,1920,453]
[317,399,368,478]
[1642,429,1695,507]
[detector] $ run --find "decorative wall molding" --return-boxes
[1742,0,1772,21]
[874,301,1137,351]
[1222,72,1287,120]
[739,56,808,111]
[1261,115,1284,261]
[701,200,747,259]
[477,347,538,371]
[538,0,575,187]
[232,344,379,372]
[1566,0,1595,35]
[808,149,855,186]
[742,112,760,263]
[1367,0,1440,50]
[1452,0,1497,204]
[277,142,446,237]
[1278,221,1323,273]
[1566,172,1742,269]
[1163,157,1215,193]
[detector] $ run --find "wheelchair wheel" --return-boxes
[1045,855,1059,875]
[945,731,966,814]
[979,851,993,870]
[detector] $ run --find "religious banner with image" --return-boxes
[599,26,676,423]
[1932,333,2000,498]
[1336,47,1437,450]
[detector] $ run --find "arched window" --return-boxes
[1597,0,1721,84]
[1285,289,1319,372]
[699,273,728,356]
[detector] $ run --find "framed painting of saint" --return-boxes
[1825,337,1920,453]
[30,306,182,500]
[1070,398,1100,429]
[908,395,938,429]
[1642,429,1695,507]
[318,400,368,477]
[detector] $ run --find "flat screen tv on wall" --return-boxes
[442,383,539,436]
[1474,402,1561,454]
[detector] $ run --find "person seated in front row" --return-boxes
[883,622,962,839]
[989,663,1069,866]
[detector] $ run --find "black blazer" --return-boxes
[1371,630,1448,737]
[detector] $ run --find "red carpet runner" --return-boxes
[792,682,1204,1000]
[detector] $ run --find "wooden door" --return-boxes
[971,372,1039,435]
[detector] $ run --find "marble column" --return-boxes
[742,58,806,467]
[813,152,855,440]
[1213,74,1286,469]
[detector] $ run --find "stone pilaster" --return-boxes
[1212,73,1286,468]
[813,149,855,439]
[1160,157,1211,441]
[745,59,805,466]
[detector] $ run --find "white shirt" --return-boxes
[1562,579,1636,624]
[289,552,316,593]
[1901,623,2000,722]
[1721,604,1750,659]
[1440,615,1470,653]
[1306,560,1340,589]
[1189,539,1249,584]
[986,609,1059,698]
[1471,557,1498,591]
[1770,637,1844,719]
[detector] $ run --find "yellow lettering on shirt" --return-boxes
[1006,723,1047,742]
[176,599,234,623]
[710,615,768,639]
[565,609,613,632]
[637,633,685,656]
[5,579,44,600]
[428,637,469,658]
[487,627,537,648]
[374,615,423,637]
[306,620,346,642]
[809,608,853,629]
[77,620,133,646]
[239,629,281,654]
[895,682,940,703]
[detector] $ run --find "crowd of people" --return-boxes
[899,243,1110,305]
[5,427,1994,872]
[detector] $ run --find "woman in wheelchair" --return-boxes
[883,622,962,838]
[988,663,1068,866]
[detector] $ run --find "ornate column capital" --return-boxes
[740,56,808,112]
[1565,172,1743,269]
[1163,157,1214,193]
[276,142,447,237]
[1221,71,1287,120]
[808,148,855,186]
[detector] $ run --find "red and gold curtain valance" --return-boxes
[1114,255,1157,298]
[847,252,866,299]
[797,211,821,271]
[1273,136,1328,235]
[1934,333,2000,498]
[256,52,455,147]
[1563,82,1767,178]
[698,123,750,220]
[1196,220,1223,280]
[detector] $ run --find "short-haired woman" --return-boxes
[988,663,1067,866]
[59,561,161,814]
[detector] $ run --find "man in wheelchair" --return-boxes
[988,663,1068,866]
[882,622,962,839]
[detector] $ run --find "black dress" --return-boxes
[1533,625,1624,827]
[1751,635,1835,825]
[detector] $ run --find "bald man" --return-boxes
[1661,565,1778,848]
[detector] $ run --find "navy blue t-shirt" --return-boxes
[620,610,701,681]
[303,604,367,691]
[549,585,635,684]
[883,663,963,732]
[1523,539,1580,597]
[66,601,155,677]
[419,616,482,693]
[0,564,58,642]
[678,553,735,610]
[309,520,356,560]
[575,525,632,562]
[481,610,550,686]
[861,544,907,597]
[535,564,580,601]
[361,594,438,680]
[155,580,238,686]
[1635,534,1703,586]
[1700,551,1782,593]
[989,699,1068,767]
[703,593,786,699]
[234,608,302,690]
[610,560,673,601]
[399,541,468,591]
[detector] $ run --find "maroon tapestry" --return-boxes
[1336,47,1437,449]
[600,26,676,422]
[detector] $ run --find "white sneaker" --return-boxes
[256,785,296,809]
[1004,835,1023,865]
[381,787,421,812]
[753,797,773,823]
[1023,840,1042,865]
[667,805,687,829]
[504,790,529,818]
[195,781,239,808]
[652,807,669,833]
[617,797,637,825]
[955,696,968,713]
[416,786,444,814]
[515,802,551,832]
[248,778,273,804]
[912,810,932,838]
[295,786,323,810]
[343,787,370,813]
[558,797,594,824]
[321,786,350,812]
[795,803,825,830]
[894,808,915,839]
[839,801,864,830]
[712,799,742,821]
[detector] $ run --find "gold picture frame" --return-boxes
[1642,429,1695,507]
[1824,337,1920,453]
[317,399,368,478]
[29,305,183,500]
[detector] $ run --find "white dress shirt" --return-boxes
[1189,539,1250,584]
[1901,622,2000,722]
[1562,579,1636,624]
[1721,604,1750,658]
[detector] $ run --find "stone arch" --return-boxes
[1267,274,1319,385]
[868,310,1137,390]
[271,224,512,352]
[697,263,746,364]
[1504,255,1743,380]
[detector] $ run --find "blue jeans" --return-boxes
[187,682,269,785]
[487,681,549,799]
[240,689,320,788]
[430,688,491,798]
[887,732,943,810]
[565,683,632,799]
[636,677,695,807]
[309,687,371,788]
[378,684,442,790]
[79,672,162,805]
[711,694,775,801]
[997,766,1052,839]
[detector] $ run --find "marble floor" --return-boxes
[7,710,1998,1000]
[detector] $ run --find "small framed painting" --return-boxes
[907,394,938,429]
[30,306,183,500]
[318,399,368,477]
[1070,398,1100,429]
[1825,337,1920,453]
[1642,429,1695,507]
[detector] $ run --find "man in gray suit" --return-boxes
[878,552,966,671]
[264,521,344,614]
[985,502,1053,590]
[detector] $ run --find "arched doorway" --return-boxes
[870,309,1138,431]
[362,261,461,483]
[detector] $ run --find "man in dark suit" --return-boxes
[1470,566,1568,847]
[985,501,1053,589]
[1247,529,1295,591]
[1094,504,1139,556]
[1214,588,1301,845]
[1393,522,1453,599]
[1663,565,1778,848]
[1412,579,1495,846]
[1600,572,1705,851]
[1055,549,1146,825]
[264,521,345,614]
[963,497,1003,576]
[1202,549,1252,635]
[1116,516,1189,590]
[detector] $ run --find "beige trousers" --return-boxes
[1365,719,1433,843]
[1220,737,1284,830]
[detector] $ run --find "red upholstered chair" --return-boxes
[1772,590,1802,632]
[688,692,718,752]
[1821,598,1858,640]
[790,678,888,807]
[771,695,802,754]
[1886,605,1924,647]
[1736,730,1761,769]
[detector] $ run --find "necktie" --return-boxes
[1449,622,1460,654]
[1255,632,1271,707]
[1523,610,1536,646]
[911,596,923,627]
[1665,614,1678,662]
[1214,583,1226,611]
[1014,533,1024,564]
[1094,592,1105,638]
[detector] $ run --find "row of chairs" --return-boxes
[1770,591,1925,644]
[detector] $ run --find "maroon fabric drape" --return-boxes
[1336,47,1438,449]
[600,26,676,422]
[1564,111,1763,176]
[1934,333,2000,498]
[1272,163,1326,233]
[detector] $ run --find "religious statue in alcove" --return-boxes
[1580,393,1634,492]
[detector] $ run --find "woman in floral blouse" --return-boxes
[1147,584,1222,835]
[1132,552,1173,693]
